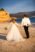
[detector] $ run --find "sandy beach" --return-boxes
[0,22,35,52]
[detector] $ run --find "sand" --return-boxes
[0,22,35,52]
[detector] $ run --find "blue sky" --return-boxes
[0,0,35,13]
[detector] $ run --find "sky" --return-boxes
[0,0,35,13]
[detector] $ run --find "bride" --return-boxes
[6,18,25,42]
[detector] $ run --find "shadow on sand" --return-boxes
[0,35,6,40]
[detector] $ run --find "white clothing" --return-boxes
[6,23,25,42]
[21,17,31,26]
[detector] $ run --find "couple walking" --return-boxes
[6,14,31,42]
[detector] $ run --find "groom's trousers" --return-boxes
[24,26,29,38]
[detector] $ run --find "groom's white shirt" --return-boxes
[21,17,31,26]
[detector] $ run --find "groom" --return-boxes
[21,14,31,38]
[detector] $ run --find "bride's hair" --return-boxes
[11,18,16,23]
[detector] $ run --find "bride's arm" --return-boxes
[16,22,23,29]
[15,22,19,26]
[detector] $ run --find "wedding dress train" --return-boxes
[6,23,25,42]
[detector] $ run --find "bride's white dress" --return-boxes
[6,23,25,42]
